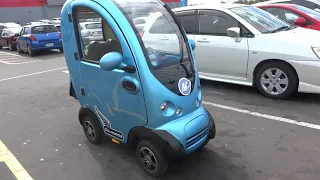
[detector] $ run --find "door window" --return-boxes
[20,28,25,35]
[73,6,122,63]
[175,10,197,34]
[198,10,238,36]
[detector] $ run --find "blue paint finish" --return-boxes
[180,0,187,7]
[61,0,212,155]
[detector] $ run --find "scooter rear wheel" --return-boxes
[136,140,168,177]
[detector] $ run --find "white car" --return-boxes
[79,22,103,41]
[52,17,61,25]
[165,4,320,99]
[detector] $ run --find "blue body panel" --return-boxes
[61,0,210,155]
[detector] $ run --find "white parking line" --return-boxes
[0,52,40,65]
[62,70,69,73]
[0,51,21,57]
[203,101,320,131]
[0,67,67,82]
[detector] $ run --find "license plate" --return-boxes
[46,43,54,47]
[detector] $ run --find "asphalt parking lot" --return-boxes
[0,49,320,180]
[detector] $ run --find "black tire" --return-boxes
[136,140,169,177]
[255,62,298,99]
[81,114,104,144]
[8,44,15,51]
[59,48,64,52]
[16,44,22,54]
[27,45,35,56]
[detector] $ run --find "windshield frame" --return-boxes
[111,0,195,73]
[230,5,291,34]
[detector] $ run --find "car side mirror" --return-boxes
[188,39,196,50]
[100,52,125,71]
[227,27,241,42]
[294,17,308,26]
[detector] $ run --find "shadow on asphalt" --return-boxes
[200,79,320,105]
[87,139,250,180]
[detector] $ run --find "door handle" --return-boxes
[120,77,140,94]
[122,80,136,92]
[160,36,169,40]
[197,39,210,43]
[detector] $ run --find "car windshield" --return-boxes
[31,25,58,34]
[230,6,290,33]
[292,5,320,21]
[112,0,193,70]
[85,23,102,29]
[6,23,21,28]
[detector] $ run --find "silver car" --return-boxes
[170,4,320,99]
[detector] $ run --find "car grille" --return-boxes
[186,127,208,149]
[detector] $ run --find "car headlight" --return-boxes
[312,46,320,59]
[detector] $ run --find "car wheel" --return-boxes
[16,44,22,54]
[136,140,168,177]
[255,62,298,99]
[8,44,14,51]
[59,48,63,52]
[27,45,35,56]
[82,115,104,144]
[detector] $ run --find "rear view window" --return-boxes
[31,25,58,34]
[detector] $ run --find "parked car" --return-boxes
[253,0,320,12]
[79,22,103,41]
[16,24,63,56]
[55,24,61,32]
[52,17,61,25]
[256,4,320,30]
[38,19,53,24]
[25,22,43,25]
[0,23,22,50]
[155,4,320,99]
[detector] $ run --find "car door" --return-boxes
[194,10,249,79]
[0,30,6,47]
[175,10,197,46]
[70,4,148,142]
[17,27,28,51]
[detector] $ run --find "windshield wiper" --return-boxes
[270,26,290,33]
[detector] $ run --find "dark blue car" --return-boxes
[16,24,63,56]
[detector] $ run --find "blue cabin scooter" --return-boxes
[61,0,216,177]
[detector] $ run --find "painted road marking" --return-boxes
[0,67,67,82]
[0,141,33,180]
[203,101,320,131]
[0,52,40,65]
[62,70,69,73]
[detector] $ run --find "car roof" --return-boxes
[172,3,249,12]
[23,24,53,27]
[253,0,290,5]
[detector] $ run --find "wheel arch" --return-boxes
[78,106,96,126]
[252,59,299,87]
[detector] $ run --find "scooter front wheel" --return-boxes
[136,140,168,177]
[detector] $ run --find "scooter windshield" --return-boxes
[113,0,195,95]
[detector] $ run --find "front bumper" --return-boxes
[153,106,215,157]
[289,60,320,94]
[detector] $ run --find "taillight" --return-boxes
[59,33,62,38]
[29,35,37,41]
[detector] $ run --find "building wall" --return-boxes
[0,0,180,25]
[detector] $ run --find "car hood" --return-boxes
[9,28,22,34]
[269,27,320,46]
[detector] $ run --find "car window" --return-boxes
[20,28,25,35]
[175,10,197,34]
[149,15,176,34]
[73,6,122,63]
[198,10,238,36]
[31,25,58,34]
[292,4,320,21]
[133,19,146,25]
[264,8,301,24]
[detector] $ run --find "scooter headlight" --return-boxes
[312,46,320,59]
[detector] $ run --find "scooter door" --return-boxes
[68,2,148,142]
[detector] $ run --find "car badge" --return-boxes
[178,78,191,96]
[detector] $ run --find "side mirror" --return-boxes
[227,27,241,42]
[294,17,307,26]
[188,39,196,50]
[99,52,124,71]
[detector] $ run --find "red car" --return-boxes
[0,23,22,50]
[256,4,320,31]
